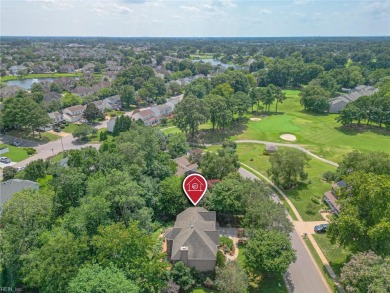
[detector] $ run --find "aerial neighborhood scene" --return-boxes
[0,0,389,292]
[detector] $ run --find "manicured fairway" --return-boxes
[232,90,390,162]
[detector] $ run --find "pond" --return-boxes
[192,58,234,69]
[6,78,57,90]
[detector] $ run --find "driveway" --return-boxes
[239,167,331,293]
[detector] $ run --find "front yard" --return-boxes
[7,129,60,142]
[0,144,30,162]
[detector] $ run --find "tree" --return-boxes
[215,261,249,293]
[61,93,82,108]
[92,222,169,292]
[169,261,196,291]
[0,189,53,287]
[163,280,180,293]
[273,86,287,113]
[340,252,390,293]
[3,166,16,180]
[167,133,189,159]
[184,78,211,99]
[200,149,240,180]
[20,228,89,293]
[21,159,48,181]
[83,102,104,121]
[211,82,234,98]
[157,176,190,219]
[245,229,296,274]
[72,124,97,141]
[68,264,139,293]
[112,115,132,136]
[205,94,227,130]
[267,148,310,189]
[233,91,251,119]
[328,172,390,255]
[51,166,87,216]
[173,95,209,137]
[299,84,331,113]
[144,77,166,99]
[120,85,136,108]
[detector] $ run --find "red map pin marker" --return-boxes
[183,173,208,206]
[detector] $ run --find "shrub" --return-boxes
[310,196,321,205]
[220,236,234,253]
[3,166,17,180]
[24,147,36,155]
[323,170,336,182]
[306,203,317,215]
[216,250,226,268]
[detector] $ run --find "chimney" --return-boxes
[180,246,189,265]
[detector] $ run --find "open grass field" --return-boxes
[7,130,60,142]
[0,144,30,162]
[312,234,351,277]
[231,90,390,162]
[62,124,81,134]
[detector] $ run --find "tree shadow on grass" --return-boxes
[189,119,248,144]
[283,182,309,202]
[335,124,390,137]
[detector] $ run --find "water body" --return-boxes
[192,59,234,69]
[6,78,57,90]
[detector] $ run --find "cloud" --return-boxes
[181,5,201,12]
[113,3,133,14]
[259,9,272,15]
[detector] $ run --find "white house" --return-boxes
[132,109,159,126]
[48,111,65,124]
[103,95,121,110]
[93,100,112,112]
[63,105,86,122]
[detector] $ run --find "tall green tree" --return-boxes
[205,94,230,130]
[68,264,140,293]
[268,148,310,189]
[167,133,189,158]
[169,261,196,291]
[328,172,390,255]
[245,229,296,274]
[83,102,104,121]
[299,84,331,113]
[173,95,209,137]
[200,149,240,180]
[215,261,249,293]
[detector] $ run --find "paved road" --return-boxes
[239,167,331,293]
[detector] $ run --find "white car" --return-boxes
[16,166,25,172]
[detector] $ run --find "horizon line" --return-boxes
[1,35,390,38]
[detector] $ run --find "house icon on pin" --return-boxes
[185,177,205,191]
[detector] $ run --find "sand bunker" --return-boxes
[250,118,262,121]
[280,134,297,141]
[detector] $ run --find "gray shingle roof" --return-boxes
[166,207,218,261]
[0,179,39,206]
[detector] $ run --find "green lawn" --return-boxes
[304,238,338,292]
[192,288,217,293]
[231,90,390,163]
[0,144,30,162]
[312,234,351,277]
[0,72,82,82]
[50,152,64,162]
[6,130,60,142]
[89,129,113,143]
[62,124,80,134]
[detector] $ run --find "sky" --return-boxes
[1,0,389,37]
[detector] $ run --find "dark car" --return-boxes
[53,127,61,133]
[11,140,21,147]
[314,224,328,233]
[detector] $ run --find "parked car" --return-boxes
[16,166,25,172]
[11,140,21,146]
[53,127,61,133]
[0,156,11,164]
[314,224,328,233]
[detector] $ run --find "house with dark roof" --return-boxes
[0,85,23,98]
[173,156,198,176]
[329,85,379,113]
[165,207,219,272]
[323,180,346,215]
[43,92,62,104]
[0,179,39,211]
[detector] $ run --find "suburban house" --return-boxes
[329,85,379,113]
[173,156,198,176]
[166,95,183,109]
[0,179,39,211]
[59,64,75,73]
[63,105,86,122]
[0,85,23,99]
[106,117,116,133]
[131,109,159,126]
[323,180,346,214]
[72,86,96,97]
[165,207,219,272]
[9,65,26,75]
[32,64,49,74]
[93,100,112,112]
[103,95,121,110]
[53,77,76,91]
[82,63,95,73]
[48,111,65,124]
